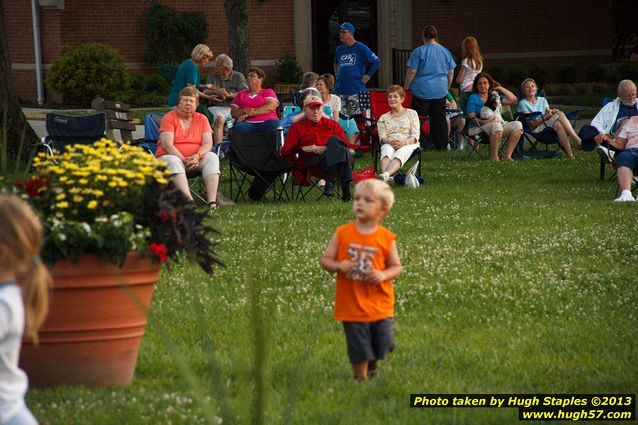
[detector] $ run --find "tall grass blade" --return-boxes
[250,269,267,425]
[1,101,8,176]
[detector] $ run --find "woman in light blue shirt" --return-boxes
[518,78,581,158]
[404,25,456,150]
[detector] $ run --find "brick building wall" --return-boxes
[411,0,612,67]
[4,0,616,104]
[5,0,294,104]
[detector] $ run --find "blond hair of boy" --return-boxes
[320,179,401,380]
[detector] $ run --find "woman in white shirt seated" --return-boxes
[376,85,420,185]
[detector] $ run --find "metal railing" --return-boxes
[392,48,411,86]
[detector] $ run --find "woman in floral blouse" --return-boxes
[376,85,420,185]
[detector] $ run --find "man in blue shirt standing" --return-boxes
[404,25,455,150]
[334,22,380,115]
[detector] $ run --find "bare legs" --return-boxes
[171,172,220,204]
[552,111,582,157]
[490,129,522,161]
[213,116,225,146]
[489,131,502,160]
[505,129,522,161]
[203,173,220,204]
[352,361,368,380]
[352,360,378,380]
[380,157,402,176]
[171,173,192,201]
[617,166,634,193]
[347,133,358,146]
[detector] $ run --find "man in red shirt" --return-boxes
[281,95,353,200]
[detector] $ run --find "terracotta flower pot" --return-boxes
[20,252,161,388]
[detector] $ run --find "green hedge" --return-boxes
[46,43,129,104]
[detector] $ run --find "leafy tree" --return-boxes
[144,1,208,65]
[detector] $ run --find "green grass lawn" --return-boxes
[28,150,638,424]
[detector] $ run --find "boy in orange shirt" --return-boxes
[320,179,402,380]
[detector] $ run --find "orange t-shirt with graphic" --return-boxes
[334,222,397,322]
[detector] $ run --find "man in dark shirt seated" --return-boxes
[281,95,353,201]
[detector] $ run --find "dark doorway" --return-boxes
[311,0,378,86]
[612,0,637,61]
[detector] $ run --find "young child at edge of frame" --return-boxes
[0,195,50,425]
[319,179,402,381]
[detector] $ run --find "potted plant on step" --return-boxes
[2,139,222,387]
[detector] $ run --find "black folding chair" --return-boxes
[227,130,292,202]
[459,117,504,160]
[38,112,107,161]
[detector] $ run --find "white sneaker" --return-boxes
[596,145,615,163]
[377,173,395,186]
[614,190,635,202]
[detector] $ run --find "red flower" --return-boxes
[18,176,49,199]
[160,211,177,222]
[148,242,168,262]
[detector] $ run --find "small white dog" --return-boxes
[479,90,504,123]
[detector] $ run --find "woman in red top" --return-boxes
[156,87,222,208]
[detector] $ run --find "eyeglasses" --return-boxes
[620,93,637,99]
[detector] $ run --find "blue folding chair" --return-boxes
[515,95,583,158]
[38,112,107,161]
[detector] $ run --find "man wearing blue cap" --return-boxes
[334,22,380,115]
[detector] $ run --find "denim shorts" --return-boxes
[342,318,395,363]
[615,148,638,170]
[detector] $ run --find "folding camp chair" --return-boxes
[227,130,292,202]
[458,118,497,160]
[514,92,583,158]
[366,90,427,180]
[290,166,341,201]
[38,112,107,161]
[142,112,213,204]
[460,106,520,160]
[596,97,636,181]
[134,112,163,155]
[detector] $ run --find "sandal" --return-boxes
[208,201,218,209]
